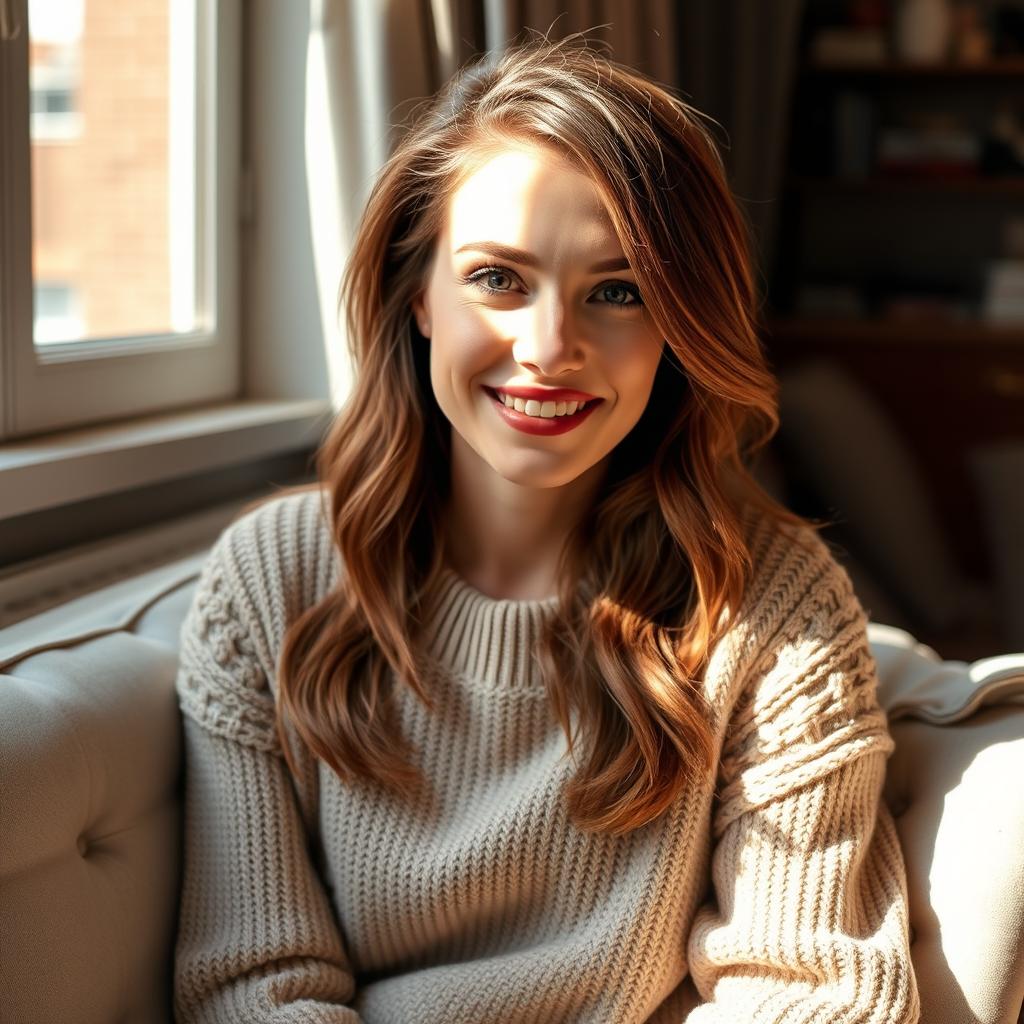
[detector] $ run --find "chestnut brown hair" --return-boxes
[243,32,819,836]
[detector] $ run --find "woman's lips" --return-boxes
[483,386,602,436]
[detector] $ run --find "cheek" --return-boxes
[434,306,507,374]
[428,313,502,408]
[609,341,664,408]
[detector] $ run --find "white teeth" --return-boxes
[497,391,586,418]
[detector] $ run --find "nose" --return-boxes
[511,293,585,377]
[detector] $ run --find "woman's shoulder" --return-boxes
[730,503,865,661]
[218,483,331,550]
[191,484,339,651]
[176,485,338,748]
[712,506,891,831]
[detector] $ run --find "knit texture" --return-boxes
[172,489,920,1023]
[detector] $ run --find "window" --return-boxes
[0,0,242,440]
[30,43,81,140]
[33,281,84,342]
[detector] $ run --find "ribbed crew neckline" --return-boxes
[419,566,560,689]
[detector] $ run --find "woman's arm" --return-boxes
[173,530,364,1023]
[684,550,920,1023]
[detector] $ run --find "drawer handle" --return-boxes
[985,369,1024,399]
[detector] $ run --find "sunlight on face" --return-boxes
[411,142,665,490]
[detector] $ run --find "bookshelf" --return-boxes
[770,56,1024,328]
[795,55,1024,78]
[765,312,1024,347]
[763,38,1024,654]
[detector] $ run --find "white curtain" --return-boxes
[304,0,440,406]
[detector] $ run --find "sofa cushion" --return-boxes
[886,705,1024,1024]
[0,555,204,1024]
[867,621,1024,1024]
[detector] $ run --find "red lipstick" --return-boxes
[482,386,603,436]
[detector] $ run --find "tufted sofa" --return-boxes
[1,547,1023,1024]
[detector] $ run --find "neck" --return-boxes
[443,434,607,601]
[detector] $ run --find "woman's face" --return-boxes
[411,142,665,491]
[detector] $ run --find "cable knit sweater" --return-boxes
[172,488,920,1023]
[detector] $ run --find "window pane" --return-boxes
[33,281,84,342]
[29,0,199,346]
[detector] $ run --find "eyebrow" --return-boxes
[454,242,632,274]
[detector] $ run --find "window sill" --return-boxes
[0,513,219,637]
[0,398,334,519]
[0,398,334,628]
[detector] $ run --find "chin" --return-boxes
[495,460,596,489]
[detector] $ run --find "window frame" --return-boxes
[0,0,338,594]
[0,0,242,441]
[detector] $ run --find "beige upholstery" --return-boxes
[0,555,204,1024]
[872,625,1024,1024]
[1,554,1022,1024]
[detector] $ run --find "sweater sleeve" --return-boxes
[683,551,921,1024]
[173,529,364,1023]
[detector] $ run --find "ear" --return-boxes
[411,291,432,339]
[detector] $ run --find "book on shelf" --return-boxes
[809,28,888,66]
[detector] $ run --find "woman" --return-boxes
[172,34,920,1024]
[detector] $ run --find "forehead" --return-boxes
[446,145,621,253]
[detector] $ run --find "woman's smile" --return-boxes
[482,384,604,436]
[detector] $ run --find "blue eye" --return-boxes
[464,267,520,295]
[595,282,643,307]
[462,265,643,307]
